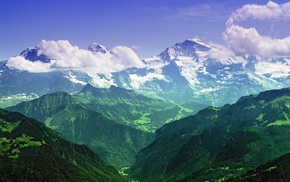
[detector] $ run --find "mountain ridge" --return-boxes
[227,152,290,181]
[6,89,156,168]
[129,87,290,181]
[74,84,202,131]
[0,108,125,181]
[1,38,290,107]
[7,84,205,168]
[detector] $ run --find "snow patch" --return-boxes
[129,72,169,89]
[87,72,117,88]
[64,71,87,85]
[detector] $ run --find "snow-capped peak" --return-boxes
[20,46,39,57]
[186,37,210,49]
[88,43,109,54]
[19,46,51,63]
[158,38,211,61]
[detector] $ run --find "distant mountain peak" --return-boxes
[176,38,211,52]
[88,43,109,54]
[19,46,51,63]
[20,46,38,56]
[79,83,96,93]
[109,85,131,94]
[185,37,210,48]
[159,38,211,60]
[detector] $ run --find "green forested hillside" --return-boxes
[7,91,154,169]
[228,152,290,181]
[7,85,206,168]
[75,84,206,132]
[0,108,125,182]
[130,87,290,181]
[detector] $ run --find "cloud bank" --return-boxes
[223,1,290,57]
[6,56,52,72]
[7,40,145,73]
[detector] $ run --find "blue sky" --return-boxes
[1,0,290,60]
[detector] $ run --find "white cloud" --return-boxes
[230,1,290,22]
[131,45,142,50]
[255,60,290,78]
[224,1,290,57]
[38,40,88,68]
[6,56,52,72]
[7,40,145,73]
[208,43,242,64]
[111,46,145,68]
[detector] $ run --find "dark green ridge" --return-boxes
[227,152,290,181]
[0,108,126,182]
[6,84,206,168]
[130,87,290,181]
[7,90,154,169]
[75,84,206,132]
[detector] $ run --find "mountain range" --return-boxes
[2,37,290,181]
[6,84,206,168]
[0,108,125,181]
[1,38,290,108]
[6,89,152,169]
[4,86,290,181]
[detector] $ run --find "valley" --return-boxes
[2,0,290,181]
[6,84,205,169]
[3,84,290,181]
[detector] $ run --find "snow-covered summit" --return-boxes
[186,37,210,48]
[88,43,109,54]
[3,38,290,107]
[158,38,211,61]
[19,46,51,63]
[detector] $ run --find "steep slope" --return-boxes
[7,91,154,168]
[45,104,154,168]
[0,108,125,181]
[130,87,290,181]
[112,38,289,106]
[228,152,290,181]
[7,91,76,122]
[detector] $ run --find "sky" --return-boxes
[1,0,290,60]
